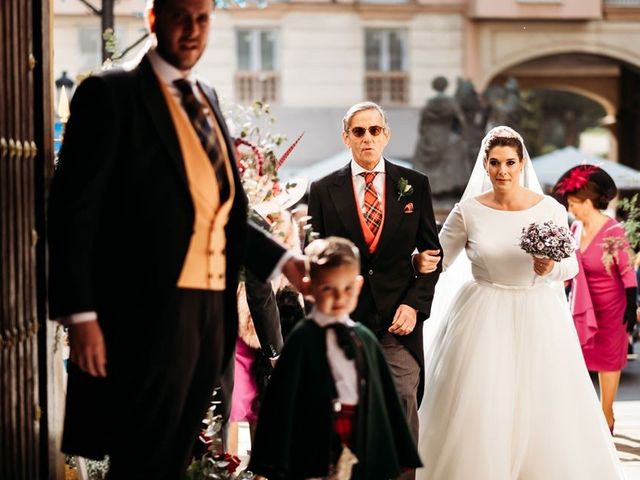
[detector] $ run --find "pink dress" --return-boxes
[230,337,259,423]
[571,218,636,371]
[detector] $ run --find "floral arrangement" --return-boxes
[223,100,303,208]
[519,221,576,262]
[222,99,307,251]
[601,194,640,276]
[65,455,110,479]
[187,389,254,480]
[614,194,640,250]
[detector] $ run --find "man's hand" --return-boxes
[533,256,554,276]
[413,249,441,274]
[281,254,310,297]
[68,320,107,377]
[388,304,417,336]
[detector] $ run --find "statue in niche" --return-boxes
[485,76,525,133]
[455,77,490,173]
[412,76,470,197]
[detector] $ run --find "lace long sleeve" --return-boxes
[544,199,579,282]
[439,203,468,272]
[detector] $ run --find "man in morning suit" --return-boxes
[308,102,442,477]
[47,0,306,478]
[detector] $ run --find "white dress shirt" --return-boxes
[350,157,385,215]
[309,307,359,405]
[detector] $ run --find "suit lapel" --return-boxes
[136,56,188,189]
[372,160,404,260]
[328,164,369,258]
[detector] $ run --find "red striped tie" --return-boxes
[360,172,382,235]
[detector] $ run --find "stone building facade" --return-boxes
[53,0,640,169]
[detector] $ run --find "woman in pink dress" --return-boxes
[554,165,638,434]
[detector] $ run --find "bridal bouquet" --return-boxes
[519,221,576,262]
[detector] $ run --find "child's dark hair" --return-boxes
[304,236,360,279]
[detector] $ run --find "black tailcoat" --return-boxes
[308,160,442,402]
[48,55,285,457]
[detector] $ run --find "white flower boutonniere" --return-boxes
[397,177,414,201]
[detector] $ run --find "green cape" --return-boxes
[249,319,422,479]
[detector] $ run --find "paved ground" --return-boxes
[605,341,640,479]
[614,400,640,479]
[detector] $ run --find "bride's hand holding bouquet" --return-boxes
[519,221,576,276]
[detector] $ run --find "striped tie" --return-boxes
[173,79,230,203]
[360,172,382,235]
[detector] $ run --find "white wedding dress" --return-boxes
[417,195,625,480]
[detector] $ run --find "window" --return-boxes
[365,29,408,105]
[78,27,101,70]
[235,29,279,103]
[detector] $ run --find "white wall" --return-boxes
[52,4,462,166]
[408,13,464,106]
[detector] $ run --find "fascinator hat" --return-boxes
[553,165,617,209]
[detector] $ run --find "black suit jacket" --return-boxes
[308,160,441,402]
[48,55,285,456]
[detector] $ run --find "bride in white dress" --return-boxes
[416,126,624,480]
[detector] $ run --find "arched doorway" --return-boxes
[485,53,640,169]
[465,18,640,169]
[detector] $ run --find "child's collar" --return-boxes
[309,307,353,328]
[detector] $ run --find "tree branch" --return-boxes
[77,0,101,16]
[113,32,151,61]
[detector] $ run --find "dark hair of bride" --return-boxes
[484,136,524,162]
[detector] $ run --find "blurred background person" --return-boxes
[554,166,638,434]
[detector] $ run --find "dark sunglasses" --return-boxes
[349,126,384,138]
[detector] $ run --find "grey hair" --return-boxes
[342,101,388,133]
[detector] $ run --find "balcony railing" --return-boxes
[605,0,640,5]
[235,71,279,104]
[365,71,409,105]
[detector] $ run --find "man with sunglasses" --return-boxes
[308,101,442,477]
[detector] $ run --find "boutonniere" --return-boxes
[397,177,414,201]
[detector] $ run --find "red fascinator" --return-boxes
[553,165,617,208]
[553,165,599,196]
